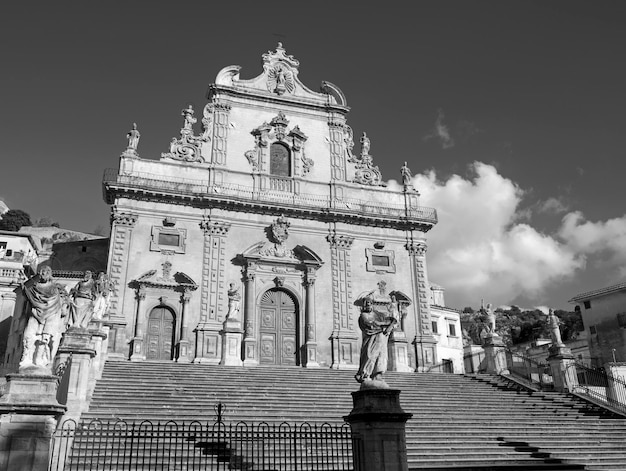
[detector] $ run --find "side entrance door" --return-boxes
[146,307,175,360]
[259,289,297,366]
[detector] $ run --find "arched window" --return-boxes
[270,142,291,176]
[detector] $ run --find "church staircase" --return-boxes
[73,361,626,470]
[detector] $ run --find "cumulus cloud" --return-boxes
[423,109,455,149]
[412,162,585,306]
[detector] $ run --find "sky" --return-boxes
[2,1,626,311]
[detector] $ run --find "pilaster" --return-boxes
[209,102,231,165]
[406,240,437,371]
[327,232,358,369]
[130,287,146,361]
[107,209,138,327]
[194,218,230,364]
[242,268,258,367]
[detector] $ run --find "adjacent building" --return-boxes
[570,283,626,366]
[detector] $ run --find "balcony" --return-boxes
[103,169,437,231]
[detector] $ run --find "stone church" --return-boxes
[103,44,448,371]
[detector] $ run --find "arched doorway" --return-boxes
[146,306,175,360]
[259,289,298,365]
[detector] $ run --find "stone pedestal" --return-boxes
[547,345,577,392]
[129,336,145,361]
[55,327,96,420]
[388,331,413,372]
[303,341,319,368]
[412,335,437,372]
[0,373,66,471]
[483,334,509,375]
[193,324,222,364]
[176,339,191,363]
[344,388,412,471]
[220,319,243,367]
[605,362,626,405]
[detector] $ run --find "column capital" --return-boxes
[326,233,354,249]
[405,242,427,256]
[200,218,231,236]
[111,209,138,227]
[136,287,146,301]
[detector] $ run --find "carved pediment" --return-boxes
[213,43,346,107]
[133,267,197,291]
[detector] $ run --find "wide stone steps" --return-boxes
[74,361,626,470]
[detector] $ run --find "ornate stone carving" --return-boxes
[245,113,310,176]
[274,276,285,288]
[159,261,173,282]
[200,218,231,236]
[161,105,209,163]
[326,233,354,249]
[122,123,140,158]
[263,43,299,96]
[406,242,427,256]
[111,210,138,227]
[353,132,382,186]
[270,215,290,244]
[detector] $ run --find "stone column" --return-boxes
[344,388,412,471]
[483,333,509,375]
[130,287,146,361]
[303,273,319,368]
[0,373,65,471]
[242,268,258,367]
[177,293,191,362]
[406,241,437,372]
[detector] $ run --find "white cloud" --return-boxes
[412,162,584,306]
[538,197,569,215]
[423,109,455,149]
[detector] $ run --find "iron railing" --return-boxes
[504,349,554,390]
[50,418,355,470]
[569,362,626,415]
[463,351,486,374]
[426,359,454,373]
[102,169,438,225]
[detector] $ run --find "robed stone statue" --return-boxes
[355,284,398,388]
[20,266,70,371]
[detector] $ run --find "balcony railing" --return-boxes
[103,169,438,226]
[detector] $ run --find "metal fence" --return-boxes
[504,349,554,390]
[49,418,355,471]
[570,362,626,415]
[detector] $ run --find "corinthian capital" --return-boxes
[326,233,354,249]
[111,210,138,227]
[406,242,427,256]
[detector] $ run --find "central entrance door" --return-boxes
[146,306,175,360]
[259,289,298,365]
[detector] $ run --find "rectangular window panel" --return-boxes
[583,300,591,309]
[158,233,180,247]
[431,321,438,334]
[449,324,456,337]
[372,255,390,267]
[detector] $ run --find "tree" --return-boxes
[0,209,32,231]
[33,216,60,227]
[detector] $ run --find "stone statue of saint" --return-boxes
[355,295,397,387]
[92,272,113,320]
[485,302,496,334]
[69,270,97,329]
[401,161,412,186]
[360,132,371,157]
[182,105,196,132]
[20,266,70,371]
[126,123,140,151]
[226,283,241,321]
[547,309,564,346]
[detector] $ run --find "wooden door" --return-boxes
[146,307,175,360]
[259,289,297,365]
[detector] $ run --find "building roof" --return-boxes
[569,282,626,303]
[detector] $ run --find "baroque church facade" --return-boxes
[103,44,448,371]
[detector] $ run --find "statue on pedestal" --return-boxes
[226,283,241,321]
[92,272,113,320]
[122,123,140,157]
[401,161,412,187]
[547,309,564,347]
[355,285,398,388]
[20,266,70,371]
[69,270,97,329]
